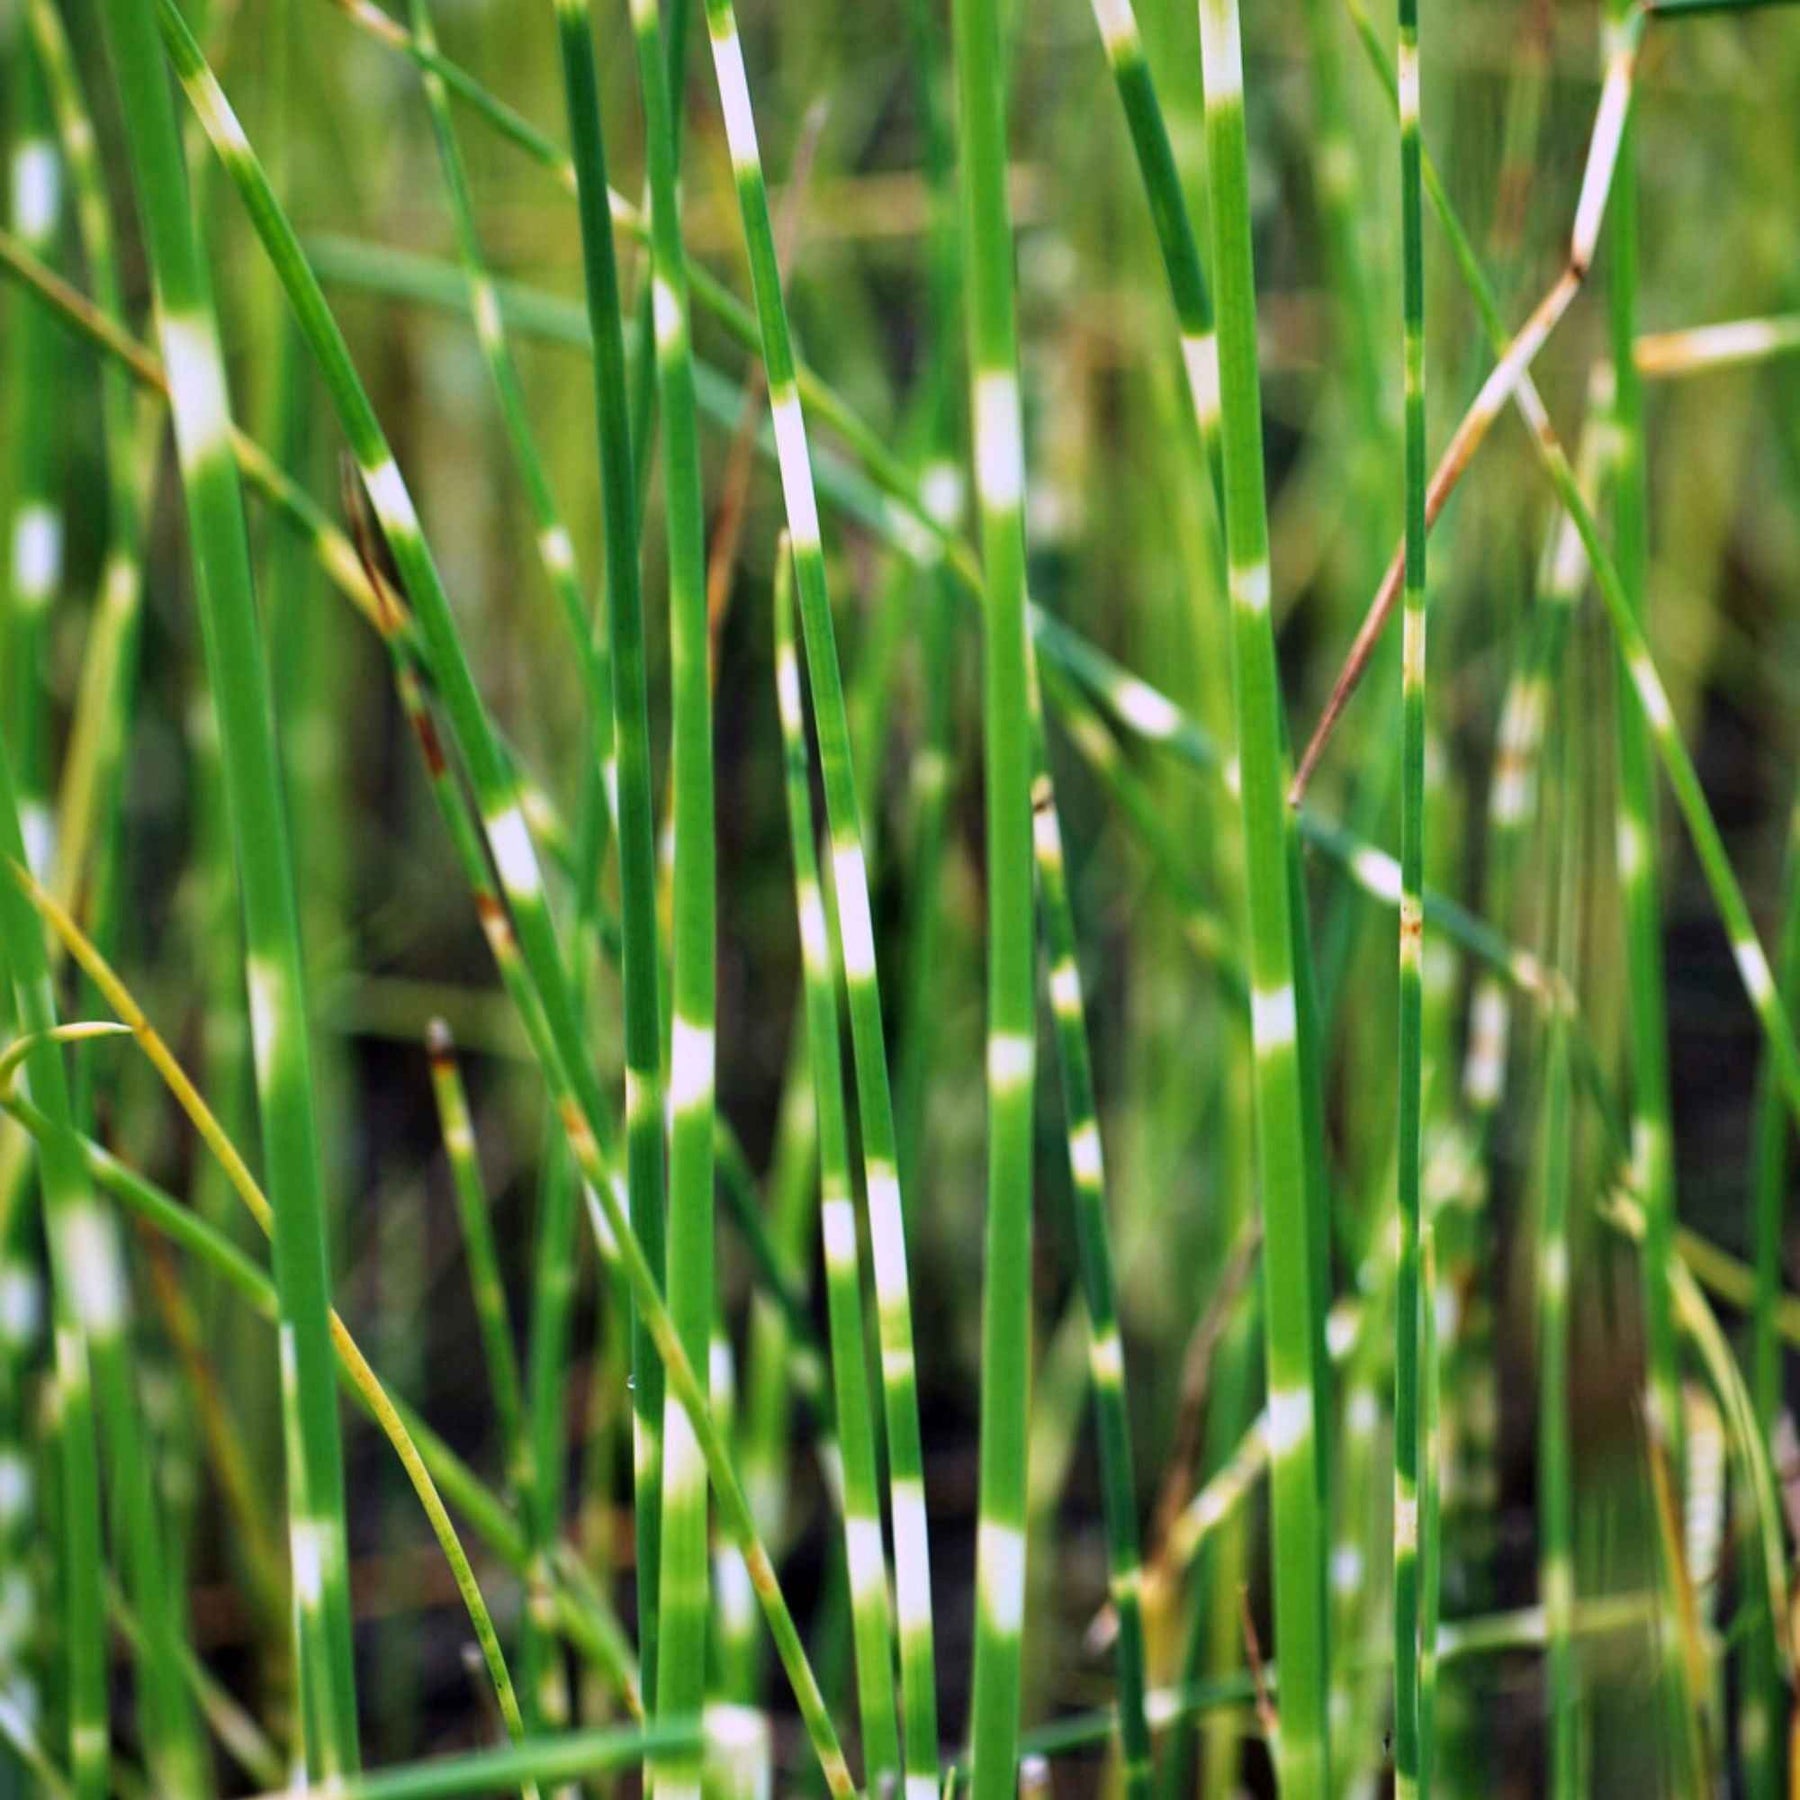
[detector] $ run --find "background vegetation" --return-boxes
[2,0,1799,1792]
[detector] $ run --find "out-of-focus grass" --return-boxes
[2,0,1800,1794]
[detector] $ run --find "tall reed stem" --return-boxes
[627,0,718,1778]
[1194,0,1333,1786]
[776,551,904,1788]
[542,0,669,1686]
[696,9,941,1786]
[1393,0,1431,1792]
[949,0,1038,1786]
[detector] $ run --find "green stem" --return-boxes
[776,550,904,1788]
[542,0,668,1688]
[697,8,942,1784]
[426,1024,525,1477]
[1194,0,1333,1787]
[1029,714,1152,1796]
[949,0,1039,1785]
[102,0,360,1772]
[1392,0,1429,1792]
[626,0,718,1775]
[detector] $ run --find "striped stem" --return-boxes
[1028,721,1152,1797]
[626,0,718,1778]
[1393,1,1430,1793]
[6,41,60,889]
[540,0,669,1684]
[425,1023,525,1475]
[1194,0,1333,1788]
[99,0,361,1774]
[776,549,903,1788]
[696,9,941,1785]
[22,0,152,934]
[1082,0,1221,471]
[949,0,1038,1783]
[2,31,64,1775]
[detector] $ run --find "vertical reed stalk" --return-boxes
[697,10,941,1787]
[541,0,668,1690]
[627,0,718,1779]
[776,550,903,1789]
[949,0,1038,1785]
[1393,1,1431,1793]
[1028,712,1152,1797]
[1194,0,1333,1787]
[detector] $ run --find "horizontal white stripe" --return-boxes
[975,369,1025,511]
[489,803,542,899]
[977,1519,1026,1635]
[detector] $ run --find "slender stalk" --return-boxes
[426,1023,525,1475]
[6,43,60,888]
[776,548,903,1788]
[1029,719,1152,1797]
[696,10,942,1786]
[625,0,718,1776]
[1392,0,1430,1792]
[22,0,152,937]
[541,0,668,1684]
[1291,12,1643,795]
[404,0,613,830]
[1193,0,1333,1788]
[1082,0,1221,476]
[948,0,1038,1782]
[99,0,360,1773]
